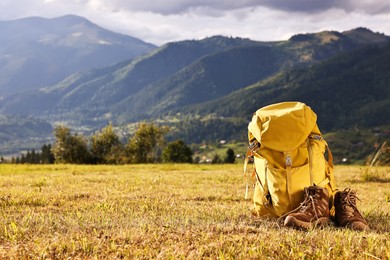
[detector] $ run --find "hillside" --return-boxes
[186,43,390,131]
[0,15,156,96]
[111,44,292,123]
[1,28,388,128]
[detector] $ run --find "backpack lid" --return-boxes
[248,102,318,152]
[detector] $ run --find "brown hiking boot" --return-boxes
[334,188,369,231]
[284,186,331,229]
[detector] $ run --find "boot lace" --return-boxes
[299,189,320,219]
[340,188,360,218]
[278,188,321,225]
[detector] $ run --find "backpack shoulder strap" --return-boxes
[306,137,314,185]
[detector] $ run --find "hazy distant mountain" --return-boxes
[1,36,263,124]
[0,15,156,96]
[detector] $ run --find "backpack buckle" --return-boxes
[285,155,292,167]
[310,134,323,141]
[285,152,293,167]
[249,139,260,152]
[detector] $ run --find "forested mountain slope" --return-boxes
[2,28,388,129]
[180,43,390,132]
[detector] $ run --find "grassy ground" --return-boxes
[0,164,388,259]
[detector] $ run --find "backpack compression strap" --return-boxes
[308,134,334,189]
[244,139,261,200]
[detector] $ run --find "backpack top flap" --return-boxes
[248,102,318,152]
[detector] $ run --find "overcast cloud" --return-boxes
[0,0,389,45]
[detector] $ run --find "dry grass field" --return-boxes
[0,164,389,259]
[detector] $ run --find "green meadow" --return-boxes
[0,164,388,259]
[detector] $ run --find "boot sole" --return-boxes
[284,216,331,230]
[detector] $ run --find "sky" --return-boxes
[0,0,389,46]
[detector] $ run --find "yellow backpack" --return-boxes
[244,102,337,217]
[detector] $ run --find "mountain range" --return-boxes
[0,15,156,97]
[0,15,389,160]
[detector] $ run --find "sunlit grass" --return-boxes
[0,164,388,258]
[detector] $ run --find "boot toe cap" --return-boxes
[284,215,311,229]
[349,221,370,231]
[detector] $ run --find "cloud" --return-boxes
[1,0,389,20]
[86,0,390,15]
[0,0,389,45]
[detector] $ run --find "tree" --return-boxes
[224,148,236,164]
[30,149,39,164]
[52,126,90,164]
[20,154,26,164]
[41,144,55,164]
[126,122,169,163]
[91,123,122,164]
[211,154,222,164]
[162,140,193,163]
